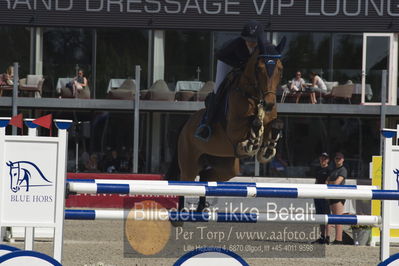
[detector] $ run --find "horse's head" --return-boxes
[7,161,21,193]
[240,36,286,112]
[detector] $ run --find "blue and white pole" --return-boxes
[68,178,377,190]
[64,209,381,226]
[67,182,399,200]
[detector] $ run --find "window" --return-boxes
[43,28,92,98]
[277,32,331,84]
[332,34,362,84]
[258,115,379,179]
[96,29,149,98]
[164,31,211,88]
[0,26,30,79]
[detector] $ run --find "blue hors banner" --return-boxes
[1,140,58,226]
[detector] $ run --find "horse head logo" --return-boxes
[7,161,52,193]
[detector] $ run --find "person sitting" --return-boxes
[84,153,99,172]
[1,65,14,86]
[194,20,266,141]
[308,72,327,104]
[68,69,88,97]
[290,71,305,92]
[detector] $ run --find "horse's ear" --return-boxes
[276,36,286,54]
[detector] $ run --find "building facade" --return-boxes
[0,0,399,178]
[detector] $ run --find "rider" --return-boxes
[195,20,266,141]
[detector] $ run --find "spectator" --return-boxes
[327,152,347,245]
[68,69,88,97]
[119,146,132,172]
[85,153,99,172]
[105,149,120,173]
[308,72,327,104]
[312,152,331,244]
[79,151,90,171]
[290,71,305,92]
[0,65,14,86]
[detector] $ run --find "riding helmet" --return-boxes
[241,20,264,42]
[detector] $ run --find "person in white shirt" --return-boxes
[309,72,327,104]
[290,71,305,92]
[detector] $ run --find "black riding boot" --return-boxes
[194,93,216,141]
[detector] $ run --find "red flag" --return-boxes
[9,113,23,128]
[32,114,53,129]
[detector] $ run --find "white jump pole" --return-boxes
[67,182,398,200]
[67,179,377,190]
[64,209,381,226]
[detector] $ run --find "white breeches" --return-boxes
[214,60,233,94]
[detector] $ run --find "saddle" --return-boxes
[205,68,242,124]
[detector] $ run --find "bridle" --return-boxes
[239,52,282,112]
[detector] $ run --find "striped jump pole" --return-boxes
[67,179,377,190]
[64,209,381,225]
[67,182,399,200]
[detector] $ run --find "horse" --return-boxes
[166,38,285,211]
[7,161,52,193]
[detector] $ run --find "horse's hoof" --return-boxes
[170,221,184,227]
[196,201,210,213]
[257,148,276,163]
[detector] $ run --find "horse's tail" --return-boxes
[164,122,188,181]
[164,144,180,181]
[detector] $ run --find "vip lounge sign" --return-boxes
[1,0,399,31]
[2,0,399,17]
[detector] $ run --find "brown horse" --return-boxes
[166,39,285,211]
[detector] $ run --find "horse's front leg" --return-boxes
[257,118,283,163]
[236,105,266,158]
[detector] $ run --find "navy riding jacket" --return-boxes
[216,34,265,68]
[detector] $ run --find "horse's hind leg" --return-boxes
[196,157,239,212]
[197,168,212,212]
[178,149,201,212]
[179,165,200,212]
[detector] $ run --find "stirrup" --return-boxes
[194,124,212,142]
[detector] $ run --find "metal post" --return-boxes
[75,122,80,173]
[255,159,260,177]
[92,29,97,99]
[148,30,153,88]
[29,28,35,74]
[209,32,215,82]
[133,66,141,173]
[196,66,201,81]
[380,70,387,155]
[379,70,389,261]
[12,62,19,136]
[328,33,334,82]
